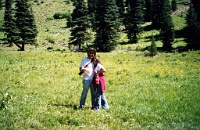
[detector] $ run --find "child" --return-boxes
[93,58,109,110]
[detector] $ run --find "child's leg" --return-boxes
[101,94,109,109]
[95,84,101,110]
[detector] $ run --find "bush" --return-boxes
[53,12,69,19]
[149,36,157,57]
[46,35,55,44]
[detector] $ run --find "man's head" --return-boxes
[87,48,96,59]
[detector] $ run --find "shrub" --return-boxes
[46,35,55,44]
[149,36,157,57]
[53,12,69,19]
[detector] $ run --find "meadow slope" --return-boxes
[0,50,200,129]
[0,0,199,129]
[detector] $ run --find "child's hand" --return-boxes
[94,70,97,74]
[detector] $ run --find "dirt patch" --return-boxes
[172,5,189,15]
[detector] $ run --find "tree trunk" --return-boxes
[21,43,25,51]
[14,43,25,51]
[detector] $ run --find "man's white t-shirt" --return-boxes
[80,58,94,80]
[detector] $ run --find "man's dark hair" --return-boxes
[87,48,96,56]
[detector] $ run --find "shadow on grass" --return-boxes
[143,24,156,31]
[174,27,200,52]
[52,103,79,110]
[52,103,93,110]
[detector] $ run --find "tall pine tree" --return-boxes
[125,0,144,43]
[0,0,3,10]
[116,0,125,20]
[151,0,162,29]
[160,0,174,51]
[186,3,199,50]
[87,0,97,29]
[94,0,120,52]
[3,0,20,47]
[171,0,177,11]
[144,0,153,22]
[186,3,197,31]
[191,0,200,21]
[15,0,38,51]
[88,0,96,14]
[190,0,200,49]
[69,0,91,51]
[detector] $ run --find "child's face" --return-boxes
[93,60,97,65]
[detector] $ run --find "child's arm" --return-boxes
[97,65,106,74]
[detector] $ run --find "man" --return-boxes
[79,48,96,109]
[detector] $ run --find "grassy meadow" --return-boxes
[0,49,200,129]
[0,0,200,129]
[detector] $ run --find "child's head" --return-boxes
[93,57,101,66]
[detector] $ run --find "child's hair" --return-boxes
[94,57,101,64]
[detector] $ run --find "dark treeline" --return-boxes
[185,0,200,50]
[1,0,200,52]
[68,0,199,52]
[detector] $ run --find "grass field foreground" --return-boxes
[0,50,200,129]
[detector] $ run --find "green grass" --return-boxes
[0,1,199,129]
[0,49,200,129]
[32,0,73,46]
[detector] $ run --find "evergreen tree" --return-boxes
[69,0,91,51]
[0,0,3,10]
[160,0,174,51]
[15,0,38,51]
[186,3,197,29]
[191,0,200,21]
[149,36,157,57]
[190,0,200,49]
[88,0,96,13]
[125,0,144,43]
[171,0,177,11]
[185,3,200,49]
[151,0,162,29]
[144,0,153,22]
[94,0,120,52]
[3,0,13,45]
[66,15,72,28]
[116,0,125,20]
[87,0,97,28]
[3,0,20,47]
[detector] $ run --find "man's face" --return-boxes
[88,51,95,59]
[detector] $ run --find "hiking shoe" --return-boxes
[79,105,84,109]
